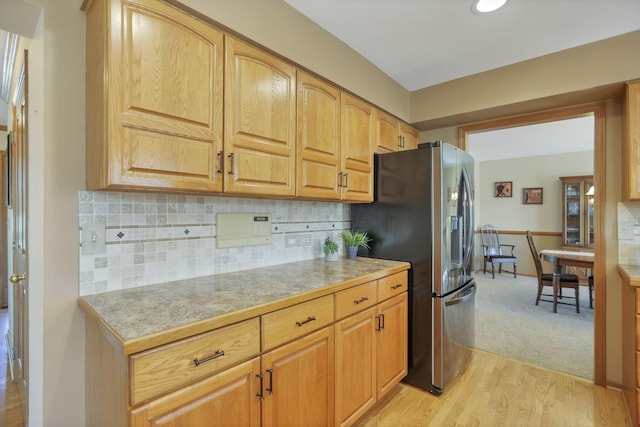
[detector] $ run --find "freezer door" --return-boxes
[432,280,476,392]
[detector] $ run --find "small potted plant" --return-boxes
[323,236,339,261]
[341,230,371,259]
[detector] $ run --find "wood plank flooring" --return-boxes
[355,349,631,427]
[0,309,25,427]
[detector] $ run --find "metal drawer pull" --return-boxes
[391,284,404,290]
[266,368,274,395]
[354,296,369,304]
[295,316,317,327]
[256,373,265,401]
[193,349,225,366]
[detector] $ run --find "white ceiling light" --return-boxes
[472,0,508,14]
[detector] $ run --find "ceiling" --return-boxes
[466,116,594,162]
[284,0,640,91]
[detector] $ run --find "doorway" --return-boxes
[458,102,606,386]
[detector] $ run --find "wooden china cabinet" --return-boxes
[560,175,594,284]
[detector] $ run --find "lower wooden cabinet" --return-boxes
[335,291,408,427]
[84,268,409,426]
[131,357,261,426]
[376,293,408,398]
[335,307,377,426]
[261,326,335,427]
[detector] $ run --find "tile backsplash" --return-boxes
[617,201,640,264]
[79,191,350,295]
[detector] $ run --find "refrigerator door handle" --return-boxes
[460,166,474,270]
[444,283,476,307]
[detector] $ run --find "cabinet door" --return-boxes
[624,81,640,201]
[341,94,373,202]
[399,123,419,150]
[96,0,224,192]
[374,109,400,154]
[335,307,376,427]
[561,176,594,249]
[130,357,260,427]
[224,36,296,197]
[261,326,335,427]
[376,292,408,398]
[562,178,584,247]
[297,71,341,200]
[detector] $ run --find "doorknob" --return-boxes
[10,273,27,283]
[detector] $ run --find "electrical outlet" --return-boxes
[299,234,312,246]
[81,224,106,254]
[285,236,299,248]
[618,221,633,240]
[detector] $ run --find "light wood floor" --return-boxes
[0,309,25,427]
[355,349,632,427]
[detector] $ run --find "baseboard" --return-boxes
[4,330,14,382]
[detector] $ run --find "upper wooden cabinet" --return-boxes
[296,71,341,200]
[399,123,419,150]
[341,94,374,202]
[224,37,297,197]
[375,109,419,153]
[623,80,640,201]
[85,0,224,192]
[375,109,400,154]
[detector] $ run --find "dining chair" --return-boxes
[480,224,517,278]
[525,231,580,313]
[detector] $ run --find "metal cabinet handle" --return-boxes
[344,173,349,189]
[354,296,369,305]
[338,172,343,188]
[266,368,274,395]
[228,152,235,175]
[295,316,316,327]
[193,349,224,366]
[10,273,26,283]
[391,284,403,290]
[376,314,385,331]
[256,373,264,401]
[217,151,224,174]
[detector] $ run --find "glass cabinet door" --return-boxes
[585,179,595,247]
[561,175,594,249]
[563,180,583,246]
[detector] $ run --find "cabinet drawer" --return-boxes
[378,271,408,302]
[335,281,378,320]
[130,317,260,405]
[262,295,334,351]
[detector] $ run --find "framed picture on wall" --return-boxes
[523,187,543,204]
[494,181,512,198]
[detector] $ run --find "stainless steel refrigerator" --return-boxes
[351,141,476,394]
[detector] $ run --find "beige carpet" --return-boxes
[473,273,594,380]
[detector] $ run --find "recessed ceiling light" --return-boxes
[472,0,508,14]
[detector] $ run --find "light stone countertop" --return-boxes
[617,264,640,287]
[79,257,410,354]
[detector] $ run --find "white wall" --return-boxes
[475,151,594,231]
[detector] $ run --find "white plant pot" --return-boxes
[325,251,339,262]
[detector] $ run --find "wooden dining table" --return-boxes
[539,249,594,313]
